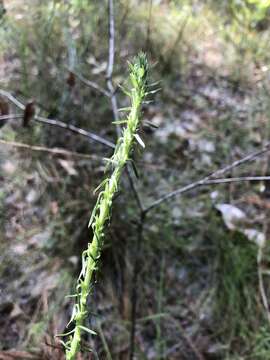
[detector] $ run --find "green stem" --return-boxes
[65,53,149,360]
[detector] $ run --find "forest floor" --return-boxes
[1,1,270,360]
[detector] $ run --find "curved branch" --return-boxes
[144,143,270,214]
[0,89,115,149]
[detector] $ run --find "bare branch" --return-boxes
[0,139,101,160]
[0,114,22,121]
[144,143,270,214]
[129,212,146,360]
[106,0,120,133]
[35,115,115,149]
[257,246,270,323]
[0,89,115,149]
[0,89,25,110]
[207,146,270,179]
[203,176,270,185]
[145,0,153,51]
[65,67,110,97]
[107,0,115,82]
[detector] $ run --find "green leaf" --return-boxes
[65,294,79,298]
[118,84,131,97]
[112,120,127,124]
[78,325,97,335]
[94,179,108,194]
[118,107,131,112]
[55,328,75,337]
[58,339,71,350]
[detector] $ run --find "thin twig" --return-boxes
[0,114,22,121]
[259,151,270,323]
[96,321,113,360]
[145,0,153,51]
[36,115,115,149]
[144,142,270,214]
[0,139,101,160]
[0,89,25,110]
[129,212,146,360]
[106,0,119,130]
[65,67,110,97]
[203,176,270,185]
[257,246,270,322]
[0,89,115,149]
[107,0,115,84]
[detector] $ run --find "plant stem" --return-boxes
[65,53,149,360]
[129,212,146,360]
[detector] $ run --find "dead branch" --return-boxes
[203,176,270,185]
[144,142,270,214]
[0,139,101,161]
[0,89,115,149]
[65,67,110,97]
[0,114,22,121]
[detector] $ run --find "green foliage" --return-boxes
[194,210,270,358]
[229,0,270,28]
[215,225,258,346]
[252,326,270,359]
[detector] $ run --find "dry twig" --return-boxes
[144,142,270,214]
[65,67,110,97]
[0,89,115,149]
[0,139,101,161]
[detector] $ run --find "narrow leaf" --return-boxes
[78,325,97,336]
[55,329,75,337]
[134,134,145,148]
[112,120,127,124]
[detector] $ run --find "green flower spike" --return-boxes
[64,53,149,360]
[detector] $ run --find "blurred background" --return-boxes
[1,0,270,359]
